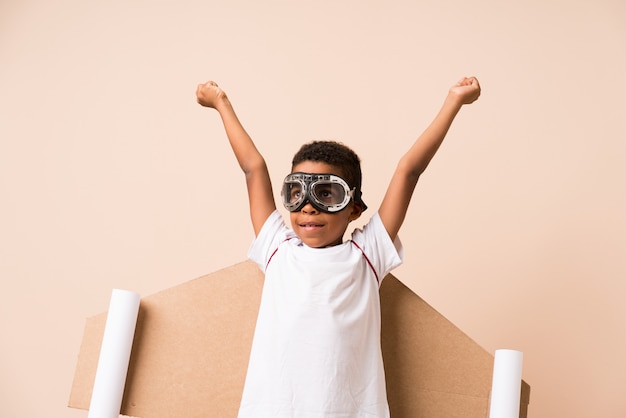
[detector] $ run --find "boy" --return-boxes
[196,77,481,417]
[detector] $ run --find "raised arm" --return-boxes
[378,77,481,240]
[196,81,276,235]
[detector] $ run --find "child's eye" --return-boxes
[315,185,337,203]
[290,188,302,202]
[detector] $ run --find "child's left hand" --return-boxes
[449,76,481,105]
[196,80,228,109]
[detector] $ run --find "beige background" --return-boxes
[1,0,625,417]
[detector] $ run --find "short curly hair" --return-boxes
[291,140,366,208]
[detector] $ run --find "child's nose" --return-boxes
[301,201,319,214]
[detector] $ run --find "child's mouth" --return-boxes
[300,222,323,230]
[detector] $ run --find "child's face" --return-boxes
[289,161,363,248]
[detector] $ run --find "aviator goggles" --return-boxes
[281,172,366,213]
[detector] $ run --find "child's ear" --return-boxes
[349,202,364,222]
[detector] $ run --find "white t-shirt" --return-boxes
[239,210,403,418]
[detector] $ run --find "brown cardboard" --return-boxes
[69,260,530,417]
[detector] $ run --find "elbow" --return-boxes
[242,157,269,178]
[396,157,424,184]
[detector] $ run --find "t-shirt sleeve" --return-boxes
[352,212,404,283]
[247,210,291,272]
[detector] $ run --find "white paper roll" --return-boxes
[88,289,141,418]
[489,349,523,418]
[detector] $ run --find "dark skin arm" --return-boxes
[196,81,276,236]
[379,77,481,240]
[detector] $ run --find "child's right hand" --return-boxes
[196,80,228,109]
[449,76,481,105]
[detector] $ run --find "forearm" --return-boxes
[379,94,465,239]
[215,98,266,176]
[215,98,276,234]
[397,94,464,179]
[197,80,276,233]
[379,77,480,240]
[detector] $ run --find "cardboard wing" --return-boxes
[68,260,530,417]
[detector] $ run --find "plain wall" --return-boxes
[1,0,625,417]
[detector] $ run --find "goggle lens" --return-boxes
[284,182,304,205]
[310,183,347,206]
